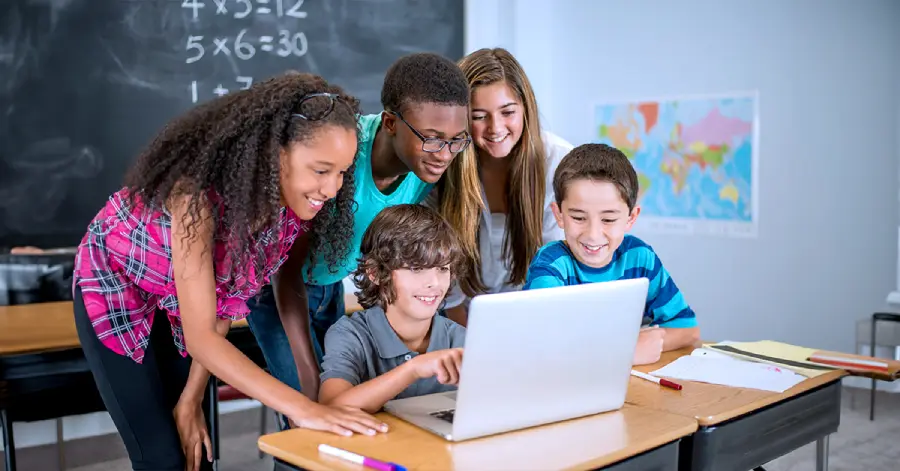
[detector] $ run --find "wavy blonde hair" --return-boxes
[436,48,547,296]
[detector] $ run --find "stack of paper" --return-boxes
[650,348,807,393]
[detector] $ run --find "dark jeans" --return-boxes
[73,287,213,471]
[246,281,345,428]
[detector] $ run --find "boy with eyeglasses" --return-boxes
[247,52,472,421]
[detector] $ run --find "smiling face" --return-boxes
[387,266,452,321]
[552,179,640,268]
[279,124,357,220]
[470,81,525,159]
[384,103,469,183]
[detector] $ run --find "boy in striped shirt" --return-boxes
[523,144,700,364]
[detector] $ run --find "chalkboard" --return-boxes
[0,0,465,248]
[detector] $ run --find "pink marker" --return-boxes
[318,444,406,471]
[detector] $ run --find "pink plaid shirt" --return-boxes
[73,189,307,363]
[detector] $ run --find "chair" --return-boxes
[870,312,900,421]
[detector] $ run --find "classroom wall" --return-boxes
[7,0,898,452]
[468,0,900,355]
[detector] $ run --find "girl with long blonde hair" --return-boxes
[433,47,574,325]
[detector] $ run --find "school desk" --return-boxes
[0,301,269,471]
[627,347,847,471]
[258,405,698,471]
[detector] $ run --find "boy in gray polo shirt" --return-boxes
[318,205,467,413]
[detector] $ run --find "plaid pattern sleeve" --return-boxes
[73,190,308,363]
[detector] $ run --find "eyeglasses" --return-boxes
[391,111,471,154]
[292,92,342,121]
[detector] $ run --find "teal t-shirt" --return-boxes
[304,113,433,286]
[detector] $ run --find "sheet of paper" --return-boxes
[650,355,807,393]
[702,340,832,377]
[691,347,744,362]
[728,340,818,360]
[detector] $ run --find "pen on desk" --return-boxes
[318,444,407,471]
[631,370,683,391]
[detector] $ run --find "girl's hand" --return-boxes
[173,401,213,471]
[289,402,389,437]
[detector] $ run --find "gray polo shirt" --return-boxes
[320,306,466,400]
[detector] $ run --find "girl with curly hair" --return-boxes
[246,52,471,412]
[71,72,387,471]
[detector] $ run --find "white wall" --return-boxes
[468,0,900,354]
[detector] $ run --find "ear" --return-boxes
[625,205,641,230]
[381,111,397,136]
[551,201,564,229]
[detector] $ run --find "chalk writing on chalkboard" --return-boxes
[0,0,464,248]
[182,0,313,102]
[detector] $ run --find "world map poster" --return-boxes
[594,93,759,237]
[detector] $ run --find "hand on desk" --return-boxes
[410,348,464,385]
[634,327,665,365]
[290,403,389,437]
[173,400,213,471]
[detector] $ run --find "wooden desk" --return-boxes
[0,301,80,355]
[259,405,697,471]
[0,291,362,356]
[628,348,846,471]
[0,297,298,471]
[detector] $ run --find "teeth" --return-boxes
[308,198,324,207]
[486,135,508,143]
[584,244,604,250]
[416,296,437,303]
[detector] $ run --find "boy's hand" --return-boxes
[633,327,665,365]
[409,348,464,385]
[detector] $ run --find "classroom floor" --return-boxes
[10,387,899,471]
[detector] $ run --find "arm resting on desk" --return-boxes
[662,327,700,352]
[319,364,419,414]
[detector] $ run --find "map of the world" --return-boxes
[594,94,758,237]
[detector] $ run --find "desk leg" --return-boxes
[208,377,219,471]
[1,409,16,471]
[816,435,830,471]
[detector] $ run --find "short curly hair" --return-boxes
[123,71,361,280]
[380,52,469,112]
[352,204,466,310]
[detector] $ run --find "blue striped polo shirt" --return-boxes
[523,236,697,328]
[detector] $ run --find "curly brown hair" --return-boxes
[352,204,466,310]
[122,71,361,279]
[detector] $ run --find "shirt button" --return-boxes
[404,354,412,361]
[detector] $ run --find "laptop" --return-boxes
[383,277,649,442]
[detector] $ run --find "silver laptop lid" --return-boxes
[451,278,648,440]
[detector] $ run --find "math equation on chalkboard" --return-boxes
[181,0,309,103]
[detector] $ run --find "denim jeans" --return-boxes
[246,280,345,395]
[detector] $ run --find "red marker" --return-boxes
[631,370,683,391]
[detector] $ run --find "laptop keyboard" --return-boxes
[430,409,455,423]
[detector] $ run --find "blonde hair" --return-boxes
[436,47,547,295]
